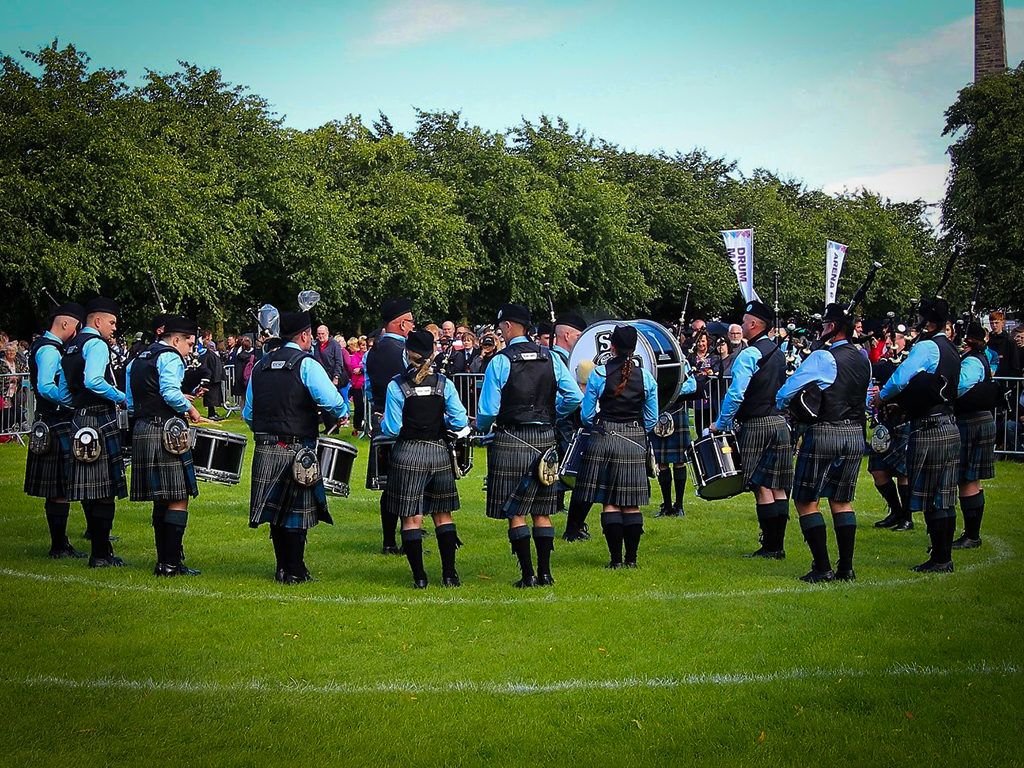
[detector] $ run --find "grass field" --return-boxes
[1,417,1022,767]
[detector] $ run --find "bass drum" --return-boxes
[568,320,684,413]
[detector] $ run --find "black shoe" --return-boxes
[275,568,286,583]
[912,560,954,573]
[155,563,179,577]
[177,564,201,576]
[672,504,685,517]
[513,575,536,588]
[622,561,638,569]
[207,414,224,422]
[442,574,461,588]
[562,528,589,542]
[381,545,403,556]
[891,519,914,532]
[874,510,900,528]
[655,504,682,518]
[745,546,786,560]
[606,561,623,570]
[834,569,856,581]
[952,534,982,550]
[281,573,305,585]
[82,530,120,542]
[49,544,87,559]
[535,573,555,586]
[799,567,835,583]
[413,577,428,589]
[89,555,127,568]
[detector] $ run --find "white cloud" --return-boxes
[886,8,1024,73]
[823,162,950,206]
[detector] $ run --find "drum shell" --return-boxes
[366,435,396,490]
[317,437,358,496]
[557,427,592,488]
[687,431,744,500]
[190,427,247,485]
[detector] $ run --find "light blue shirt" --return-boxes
[678,358,697,398]
[364,332,405,411]
[80,326,125,405]
[381,372,469,438]
[716,342,766,431]
[242,342,348,429]
[775,340,853,410]
[958,355,987,398]
[34,331,72,408]
[476,336,583,433]
[581,364,659,432]
[880,338,941,401]
[125,342,191,415]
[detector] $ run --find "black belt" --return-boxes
[595,419,642,428]
[911,414,954,429]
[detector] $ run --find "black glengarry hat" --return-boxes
[279,311,312,338]
[496,303,531,327]
[918,298,950,326]
[555,312,587,332]
[51,302,86,325]
[162,315,198,338]
[405,329,435,358]
[381,297,413,325]
[822,303,849,323]
[151,312,175,335]
[743,300,773,324]
[85,296,120,318]
[965,320,987,342]
[610,324,638,353]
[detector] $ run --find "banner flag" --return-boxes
[720,229,760,302]
[825,240,848,305]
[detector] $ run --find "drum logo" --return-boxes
[593,331,642,368]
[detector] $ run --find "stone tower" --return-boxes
[975,0,1007,80]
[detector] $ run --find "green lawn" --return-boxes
[1,417,1022,767]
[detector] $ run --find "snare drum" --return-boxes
[190,427,248,485]
[318,437,358,496]
[557,427,592,488]
[687,430,744,500]
[366,435,396,491]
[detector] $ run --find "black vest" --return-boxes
[818,342,871,423]
[62,330,116,408]
[366,335,406,412]
[597,356,646,422]
[396,370,447,441]
[130,343,183,420]
[496,341,557,427]
[250,346,319,438]
[894,334,962,418]
[737,335,784,421]
[956,349,999,415]
[29,335,67,417]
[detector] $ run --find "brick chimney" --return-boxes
[975,0,1007,80]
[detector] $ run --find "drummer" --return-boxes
[380,329,469,588]
[650,350,698,518]
[710,301,793,559]
[576,326,659,568]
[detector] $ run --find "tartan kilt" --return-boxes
[23,413,73,499]
[792,421,865,503]
[66,405,127,501]
[906,416,960,513]
[249,436,331,530]
[486,425,558,519]
[957,411,996,483]
[129,420,199,502]
[575,422,651,507]
[382,439,459,518]
[867,421,910,475]
[650,407,692,465]
[737,414,793,492]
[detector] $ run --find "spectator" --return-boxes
[470,333,499,373]
[441,320,456,341]
[462,332,479,371]
[312,324,348,431]
[234,336,254,409]
[989,311,1021,377]
[688,331,722,434]
[0,340,27,435]
[346,336,366,435]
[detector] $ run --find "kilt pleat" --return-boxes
[957,411,996,483]
[24,415,73,499]
[66,405,127,501]
[249,437,331,529]
[383,439,459,518]
[737,414,794,491]
[906,417,960,512]
[867,421,910,475]
[792,421,864,503]
[486,425,557,519]
[575,422,650,507]
[650,407,692,464]
[129,420,199,502]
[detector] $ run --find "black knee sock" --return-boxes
[601,512,624,565]
[672,465,687,509]
[934,513,955,563]
[657,468,672,507]
[755,503,774,544]
[270,526,286,572]
[558,490,567,511]
[164,524,185,567]
[508,526,533,579]
[960,491,985,539]
[401,528,426,581]
[896,483,912,520]
[44,500,71,551]
[622,512,644,564]
[768,499,790,551]
[533,526,555,577]
[875,480,902,515]
[88,501,116,559]
[380,504,399,548]
[286,529,308,577]
[152,502,168,563]
[833,512,856,572]
[435,523,460,579]
[566,495,591,533]
[799,513,831,571]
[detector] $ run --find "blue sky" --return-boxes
[3,0,1023,205]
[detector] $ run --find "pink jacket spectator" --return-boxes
[347,350,365,389]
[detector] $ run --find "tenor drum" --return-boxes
[317,437,358,497]
[557,427,592,488]
[687,431,744,500]
[366,435,396,491]
[569,319,684,412]
[190,427,247,485]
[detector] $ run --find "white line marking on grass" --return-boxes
[0,536,1012,608]
[4,662,1020,698]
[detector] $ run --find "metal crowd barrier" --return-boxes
[0,371,32,444]
[995,376,1024,457]
[222,363,241,415]
[452,373,485,423]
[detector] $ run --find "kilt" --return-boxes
[906,415,960,513]
[650,407,692,465]
[66,405,127,501]
[382,439,459,518]
[867,421,910,475]
[249,436,331,530]
[957,411,996,483]
[23,412,73,499]
[129,419,199,502]
[737,414,793,492]
[575,422,651,507]
[486,425,558,519]
[792,421,864,503]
